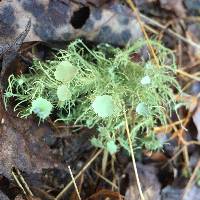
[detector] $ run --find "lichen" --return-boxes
[4,39,181,153]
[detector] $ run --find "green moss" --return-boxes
[4,39,181,153]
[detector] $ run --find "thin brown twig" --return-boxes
[162,141,200,169]
[140,14,200,50]
[176,69,200,82]
[93,170,118,190]
[181,160,200,200]
[55,149,103,200]
[162,146,184,169]
[154,119,185,133]
[126,0,160,69]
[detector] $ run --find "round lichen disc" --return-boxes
[57,85,72,101]
[140,75,151,85]
[136,102,149,116]
[54,60,78,83]
[30,97,53,119]
[106,140,118,154]
[92,95,115,118]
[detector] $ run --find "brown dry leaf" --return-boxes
[143,150,167,162]
[0,98,63,179]
[186,23,200,62]
[14,195,41,200]
[0,0,142,47]
[79,0,113,7]
[161,185,200,200]
[87,189,123,200]
[0,124,33,179]
[0,190,9,200]
[159,0,186,17]
[134,0,157,7]
[184,0,200,16]
[192,101,200,141]
[125,163,161,200]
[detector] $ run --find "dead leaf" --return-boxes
[135,0,157,7]
[186,23,200,62]
[125,163,161,200]
[0,190,9,200]
[1,19,31,80]
[184,0,200,16]
[14,195,41,200]
[161,185,200,200]
[87,189,123,200]
[192,101,200,141]
[0,97,63,179]
[159,0,186,17]
[0,0,142,47]
[77,0,113,7]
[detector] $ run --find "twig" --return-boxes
[102,150,108,176]
[93,170,118,190]
[154,119,185,133]
[162,146,185,169]
[183,145,191,174]
[124,110,145,200]
[140,14,200,50]
[68,166,82,200]
[162,141,200,169]
[12,167,34,197]
[181,160,200,200]
[176,69,200,82]
[126,0,160,69]
[55,149,103,200]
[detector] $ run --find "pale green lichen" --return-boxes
[57,85,71,101]
[91,95,115,118]
[140,75,151,85]
[136,102,149,116]
[106,140,118,154]
[30,97,53,120]
[4,39,181,153]
[54,60,78,83]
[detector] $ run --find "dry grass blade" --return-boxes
[68,165,82,200]
[12,167,34,197]
[124,110,145,200]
